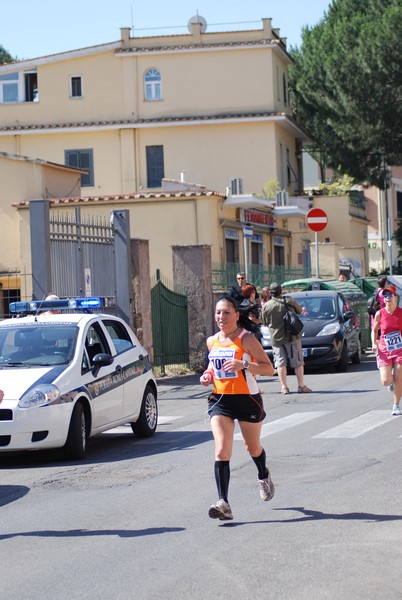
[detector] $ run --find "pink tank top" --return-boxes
[379,307,402,352]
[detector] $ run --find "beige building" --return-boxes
[0,151,83,308]
[0,19,308,199]
[14,180,295,291]
[366,165,402,274]
[0,16,371,304]
[309,194,369,278]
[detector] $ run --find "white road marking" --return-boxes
[314,410,394,439]
[234,411,330,441]
[158,416,182,425]
[103,411,399,441]
[103,416,182,434]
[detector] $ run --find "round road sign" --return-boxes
[306,208,328,232]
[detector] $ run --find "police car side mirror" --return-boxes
[92,353,113,377]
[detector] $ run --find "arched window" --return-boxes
[144,68,162,101]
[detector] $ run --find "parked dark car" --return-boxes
[260,290,362,371]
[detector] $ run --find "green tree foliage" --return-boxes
[318,173,355,196]
[289,0,402,189]
[261,178,281,198]
[0,45,14,64]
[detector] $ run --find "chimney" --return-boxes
[120,27,131,49]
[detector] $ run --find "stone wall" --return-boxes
[172,245,214,369]
[130,238,153,361]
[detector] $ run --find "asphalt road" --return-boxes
[1,351,402,600]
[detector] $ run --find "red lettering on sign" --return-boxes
[243,209,274,227]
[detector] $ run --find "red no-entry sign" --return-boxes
[306,208,328,232]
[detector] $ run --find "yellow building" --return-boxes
[0,152,83,309]
[0,16,372,289]
[0,17,314,288]
[13,181,281,290]
[0,19,308,198]
[310,194,369,278]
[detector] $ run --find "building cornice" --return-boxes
[116,39,292,63]
[0,151,86,173]
[0,42,121,71]
[13,189,226,209]
[0,112,310,141]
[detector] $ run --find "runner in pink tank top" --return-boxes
[372,284,402,415]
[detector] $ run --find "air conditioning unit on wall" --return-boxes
[229,177,243,195]
[275,190,289,206]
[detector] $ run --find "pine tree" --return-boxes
[289,0,402,188]
[0,45,14,65]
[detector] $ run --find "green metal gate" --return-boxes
[151,271,189,372]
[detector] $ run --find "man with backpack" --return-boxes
[262,282,312,395]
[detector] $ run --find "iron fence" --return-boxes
[50,209,115,301]
[150,270,189,374]
[212,264,313,292]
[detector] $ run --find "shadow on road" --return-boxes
[0,429,213,469]
[0,485,30,507]
[0,526,185,541]
[221,505,402,527]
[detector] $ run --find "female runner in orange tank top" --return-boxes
[200,295,275,521]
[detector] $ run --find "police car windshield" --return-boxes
[0,325,77,366]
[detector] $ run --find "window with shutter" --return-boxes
[65,149,94,187]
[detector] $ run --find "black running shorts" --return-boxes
[207,393,266,423]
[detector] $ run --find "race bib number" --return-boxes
[209,348,238,379]
[384,331,402,351]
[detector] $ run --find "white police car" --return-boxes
[0,298,158,459]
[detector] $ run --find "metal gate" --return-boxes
[50,207,115,300]
[151,271,189,371]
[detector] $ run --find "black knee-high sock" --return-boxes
[214,460,230,503]
[252,449,269,480]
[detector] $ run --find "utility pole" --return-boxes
[383,158,393,274]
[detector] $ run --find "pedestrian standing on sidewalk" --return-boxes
[371,284,402,415]
[200,295,275,521]
[262,282,312,395]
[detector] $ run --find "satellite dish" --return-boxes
[187,14,207,33]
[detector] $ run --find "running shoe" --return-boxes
[208,499,233,520]
[259,472,275,501]
[392,404,401,416]
[388,383,394,393]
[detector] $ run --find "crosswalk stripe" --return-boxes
[234,411,330,441]
[158,416,182,425]
[105,411,399,441]
[313,410,393,439]
[103,416,182,434]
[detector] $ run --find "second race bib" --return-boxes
[384,330,402,351]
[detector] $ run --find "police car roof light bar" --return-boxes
[9,297,103,314]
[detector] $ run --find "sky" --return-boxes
[2,0,332,61]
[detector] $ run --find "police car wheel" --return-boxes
[131,385,158,438]
[64,402,87,459]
